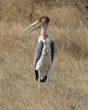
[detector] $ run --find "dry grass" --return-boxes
[0,0,88,110]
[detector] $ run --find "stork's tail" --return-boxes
[40,76,47,82]
[35,70,47,82]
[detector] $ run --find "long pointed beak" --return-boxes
[26,22,41,35]
[23,20,40,32]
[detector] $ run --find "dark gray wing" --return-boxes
[50,40,55,62]
[34,41,44,69]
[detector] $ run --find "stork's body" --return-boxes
[34,17,55,90]
[34,35,54,81]
[23,16,55,90]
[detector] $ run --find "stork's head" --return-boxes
[23,16,50,34]
[39,16,50,26]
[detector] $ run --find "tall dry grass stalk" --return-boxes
[0,0,88,110]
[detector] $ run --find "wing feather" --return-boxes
[50,40,55,62]
[34,41,44,69]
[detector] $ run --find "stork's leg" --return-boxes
[38,70,40,92]
[47,65,51,91]
[47,66,51,91]
[47,69,49,90]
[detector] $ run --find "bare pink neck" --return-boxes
[41,25,47,39]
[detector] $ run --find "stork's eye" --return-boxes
[45,18,49,23]
[46,19,48,22]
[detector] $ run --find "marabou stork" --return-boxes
[23,16,55,90]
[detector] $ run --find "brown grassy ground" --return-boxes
[0,0,88,110]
